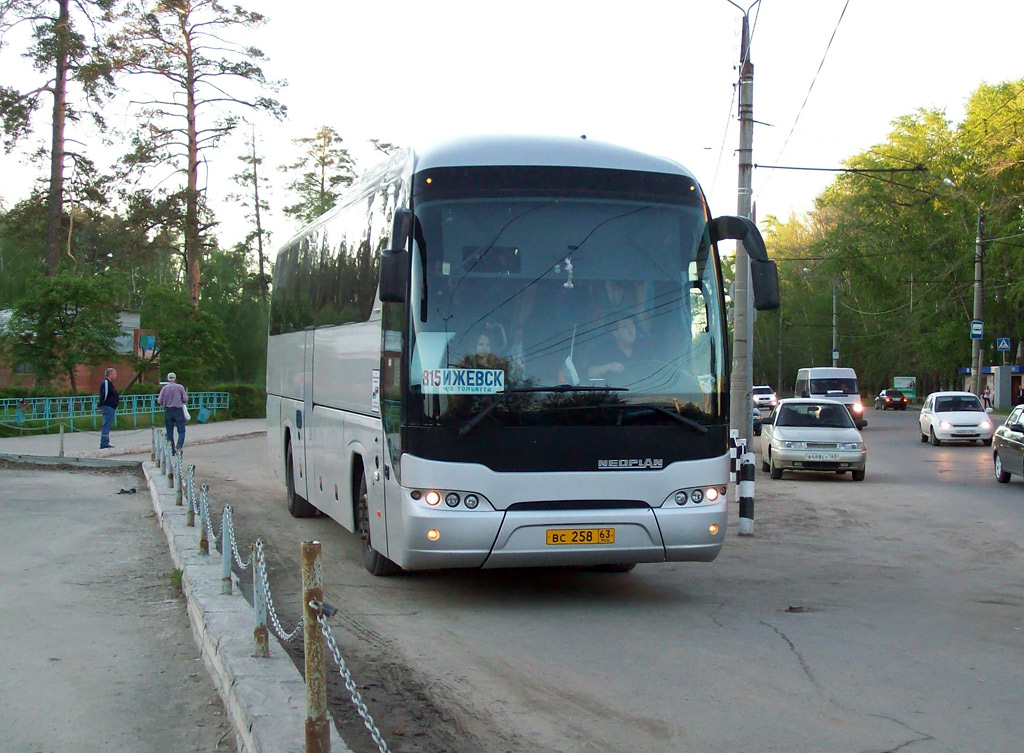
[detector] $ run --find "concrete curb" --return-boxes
[143,461,350,753]
[0,454,144,469]
[102,430,267,459]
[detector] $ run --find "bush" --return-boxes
[208,383,266,419]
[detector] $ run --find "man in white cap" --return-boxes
[157,372,188,454]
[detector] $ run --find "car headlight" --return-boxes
[939,420,953,429]
[838,441,863,450]
[782,441,807,449]
[980,420,992,430]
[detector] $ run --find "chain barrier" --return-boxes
[222,505,252,570]
[314,604,392,753]
[160,451,393,753]
[255,539,304,642]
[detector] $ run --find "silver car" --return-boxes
[760,398,867,481]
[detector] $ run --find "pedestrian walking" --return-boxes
[98,367,120,449]
[157,372,188,454]
[982,385,992,409]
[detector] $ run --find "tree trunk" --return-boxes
[183,12,201,308]
[44,0,71,275]
[251,132,267,305]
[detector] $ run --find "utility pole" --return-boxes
[832,283,838,367]
[776,309,783,393]
[729,3,756,452]
[971,207,985,395]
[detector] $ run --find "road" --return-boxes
[191,409,1024,753]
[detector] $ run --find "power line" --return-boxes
[754,0,849,201]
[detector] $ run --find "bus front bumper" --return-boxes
[395,503,726,570]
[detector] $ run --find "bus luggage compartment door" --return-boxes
[482,507,665,569]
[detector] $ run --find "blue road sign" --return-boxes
[997,337,1011,351]
[970,320,984,340]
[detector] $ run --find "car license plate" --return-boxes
[546,528,615,545]
[953,430,975,436]
[806,452,840,461]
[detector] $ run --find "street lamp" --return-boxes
[943,178,986,396]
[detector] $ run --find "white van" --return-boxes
[794,367,867,428]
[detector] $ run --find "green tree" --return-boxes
[201,245,265,383]
[0,0,117,273]
[139,281,232,387]
[227,127,271,303]
[110,0,285,307]
[1,270,121,391]
[280,125,354,224]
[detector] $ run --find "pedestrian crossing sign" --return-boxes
[996,337,1011,351]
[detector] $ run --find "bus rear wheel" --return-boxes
[356,474,401,576]
[285,440,316,518]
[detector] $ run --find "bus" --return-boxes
[267,135,779,575]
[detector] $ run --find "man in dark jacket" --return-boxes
[99,367,120,449]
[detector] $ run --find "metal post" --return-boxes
[253,543,270,658]
[971,207,985,395]
[738,452,756,535]
[174,454,183,506]
[185,466,196,527]
[59,424,64,458]
[302,540,330,753]
[832,283,839,367]
[776,309,783,393]
[729,4,756,455]
[221,509,233,595]
[150,425,156,461]
[198,483,209,555]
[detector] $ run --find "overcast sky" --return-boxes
[2,0,1022,251]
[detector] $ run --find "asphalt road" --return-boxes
[191,410,1024,753]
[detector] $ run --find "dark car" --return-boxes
[752,406,762,436]
[993,405,1024,483]
[874,389,909,411]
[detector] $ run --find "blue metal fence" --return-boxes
[0,392,230,434]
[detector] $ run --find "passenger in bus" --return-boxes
[586,315,646,382]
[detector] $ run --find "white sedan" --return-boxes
[760,398,867,481]
[919,391,994,446]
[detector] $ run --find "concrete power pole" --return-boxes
[971,207,985,395]
[730,8,755,452]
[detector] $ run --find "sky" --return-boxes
[2,0,1023,253]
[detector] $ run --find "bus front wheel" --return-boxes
[285,440,316,518]
[356,474,401,576]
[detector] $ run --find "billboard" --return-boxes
[893,376,916,399]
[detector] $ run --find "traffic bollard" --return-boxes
[221,509,233,595]
[738,452,755,536]
[198,483,210,555]
[729,429,739,483]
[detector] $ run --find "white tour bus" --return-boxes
[267,135,779,575]
[794,366,867,428]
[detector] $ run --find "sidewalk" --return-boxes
[0,418,351,753]
[0,417,267,463]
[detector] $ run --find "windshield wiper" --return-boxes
[599,403,709,434]
[459,385,627,437]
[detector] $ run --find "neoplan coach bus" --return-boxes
[267,135,779,575]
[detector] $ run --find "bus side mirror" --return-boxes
[710,215,780,311]
[380,209,413,303]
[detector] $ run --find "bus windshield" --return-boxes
[405,166,726,429]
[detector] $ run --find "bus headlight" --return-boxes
[424,490,442,506]
[445,492,460,507]
[464,494,480,509]
[852,402,864,414]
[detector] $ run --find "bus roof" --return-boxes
[412,134,696,178]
